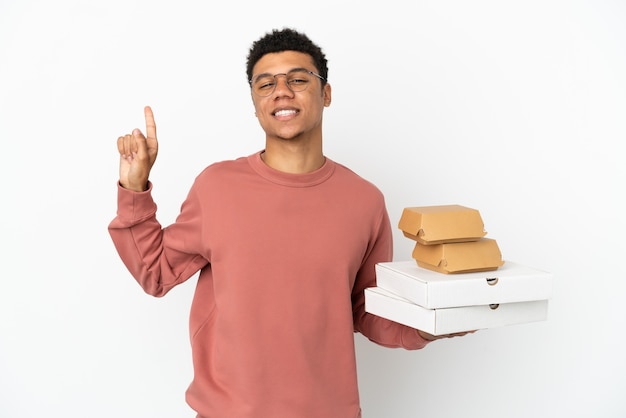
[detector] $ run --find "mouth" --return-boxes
[273,108,299,118]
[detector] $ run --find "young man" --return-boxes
[109,28,464,418]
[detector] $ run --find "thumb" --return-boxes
[132,128,148,159]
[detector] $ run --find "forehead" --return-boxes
[252,50,316,76]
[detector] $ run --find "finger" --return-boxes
[117,136,125,156]
[117,134,136,159]
[143,106,159,164]
[133,128,148,159]
[144,106,157,141]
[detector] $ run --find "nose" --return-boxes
[272,74,294,97]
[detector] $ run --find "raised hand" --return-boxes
[117,106,159,192]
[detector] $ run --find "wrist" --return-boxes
[119,180,149,192]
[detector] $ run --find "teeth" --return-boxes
[275,109,297,117]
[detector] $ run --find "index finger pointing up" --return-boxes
[144,106,157,140]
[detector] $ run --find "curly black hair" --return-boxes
[246,28,328,87]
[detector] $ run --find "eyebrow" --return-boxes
[251,67,311,80]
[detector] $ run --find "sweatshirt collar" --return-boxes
[248,150,335,187]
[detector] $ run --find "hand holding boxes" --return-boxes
[365,204,553,335]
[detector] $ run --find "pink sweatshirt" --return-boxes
[108,151,429,418]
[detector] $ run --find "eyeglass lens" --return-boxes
[252,71,316,96]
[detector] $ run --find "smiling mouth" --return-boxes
[273,109,298,117]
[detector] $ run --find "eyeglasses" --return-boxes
[249,69,325,97]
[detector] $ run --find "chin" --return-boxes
[274,130,305,141]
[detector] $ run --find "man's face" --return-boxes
[250,51,331,141]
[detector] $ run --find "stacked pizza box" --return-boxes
[365,205,553,336]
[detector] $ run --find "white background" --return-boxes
[1,1,624,417]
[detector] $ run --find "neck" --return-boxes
[262,137,325,174]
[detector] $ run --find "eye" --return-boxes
[258,80,275,90]
[254,77,276,91]
[288,77,309,86]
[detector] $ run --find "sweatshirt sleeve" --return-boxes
[352,205,432,350]
[108,182,208,297]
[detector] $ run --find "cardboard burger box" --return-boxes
[398,204,486,245]
[399,205,504,274]
[375,260,553,309]
[364,286,549,336]
[411,238,505,274]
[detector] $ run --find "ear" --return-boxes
[323,83,332,107]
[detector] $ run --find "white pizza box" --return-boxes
[375,260,552,309]
[365,286,549,336]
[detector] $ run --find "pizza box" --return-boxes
[375,260,552,309]
[365,286,549,336]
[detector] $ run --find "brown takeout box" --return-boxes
[398,204,486,245]
[412,238,504,274]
